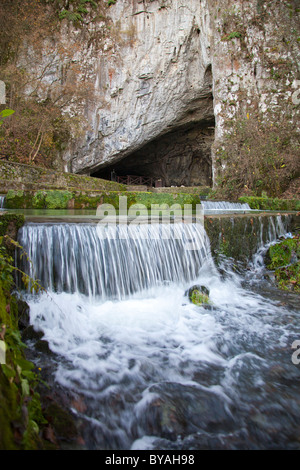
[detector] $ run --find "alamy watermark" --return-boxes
[0,80,6,105]
[292,80,300,105]
[95,196,205,251]
[292,340,300,365]
[0,340,6,365]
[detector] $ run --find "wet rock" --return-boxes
[136,383,235,441]
[17,299,30,330]
[21,325,44,342]
[35,339,53,355]
[247,403,300,449]
[43,402,78,443]
[264,235,300,292]
[185,285,211,307]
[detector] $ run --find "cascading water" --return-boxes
[0,195,5,209]
[17,218,300,450]
[202,200,251,212]
[18,223,211,299]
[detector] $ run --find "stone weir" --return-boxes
[1,210,299,267]
[205,212,299,264]
[0,161,212,210]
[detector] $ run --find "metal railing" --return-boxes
[116,175,153,186]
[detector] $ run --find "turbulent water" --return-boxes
[18,220,300,450]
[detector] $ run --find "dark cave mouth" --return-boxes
[91,119,215,188]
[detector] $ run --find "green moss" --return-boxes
[0,214,25,238]
[0,161,126,194]
[266,236,300,292]
[204,214,292,265]
[44,402,77,441]
[267,237,299,269]
[123,191,200,210]
[4,188,199,211]
[5,190,25,209]
[0,281,46,449]
[190,290,210,306]
[32,191,47,209]
[53,190,200,211]
[187,285,211,307]
[44,190,73,209]
[239,196,300,211]
[0,225,47,449]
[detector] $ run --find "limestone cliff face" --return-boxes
[207,0,300,188]
[18,0,299,188]
[20,0,214,184]
[70,0,214,178]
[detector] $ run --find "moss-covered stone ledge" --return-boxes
[204,213,296,265]
[238,196,300,212]
[0,161,125,193]
[4,189,201,210]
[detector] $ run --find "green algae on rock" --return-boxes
[265,235,300,292]
[186,285,211,307]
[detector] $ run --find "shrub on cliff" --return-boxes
[214,111,299,199]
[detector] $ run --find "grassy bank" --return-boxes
[238,196,300,212]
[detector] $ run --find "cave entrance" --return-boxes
[91,119,215,188]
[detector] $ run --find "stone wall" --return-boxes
[0,161,125,193]
[4,188,201,210]
[205,212,299,264]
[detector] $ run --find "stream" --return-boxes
[17,219,300,450]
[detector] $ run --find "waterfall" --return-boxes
[0,195,5,209]
[202,200,251,212]
[17,217,300,451]
[18,222,212,299]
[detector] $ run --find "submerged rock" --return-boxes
[136,383,235,441]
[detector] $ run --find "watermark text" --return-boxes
[292,340,300,365]
[0,80,6,105]
[95,196,204,250]
[0,340,6,365]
